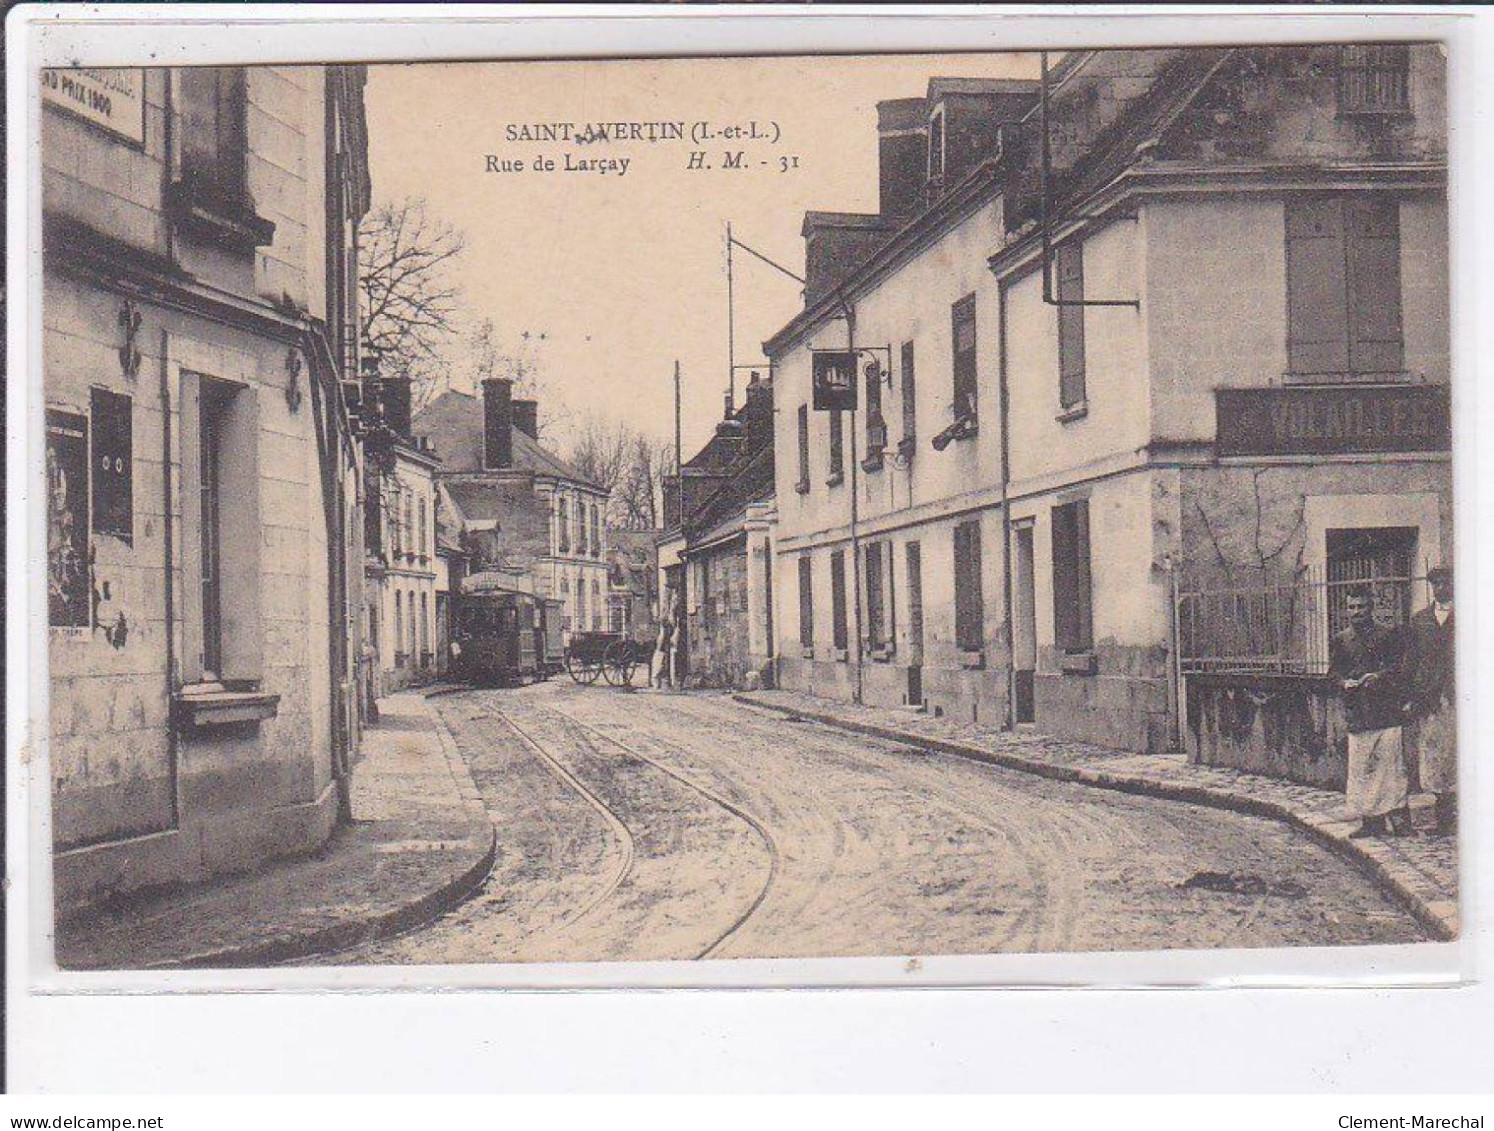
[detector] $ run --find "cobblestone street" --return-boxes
[321,682,1428,965]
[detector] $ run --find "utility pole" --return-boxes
[674,359,682,479]
[726,222,736,414]
[846,297,864,707]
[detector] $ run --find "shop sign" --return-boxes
[1216,385,1450,458]
[811,351,858,412]
[42,69,146,145]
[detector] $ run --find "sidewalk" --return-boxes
[56,692,496,970]
[736,689,1459,941]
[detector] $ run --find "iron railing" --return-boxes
[1178,566,1425,676]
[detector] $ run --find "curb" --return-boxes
[735,693,1457,943]
[162,698,498,969]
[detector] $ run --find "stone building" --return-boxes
[413,378,610,636]
[605,527,660,641]
[766,46,1448,755]
[42,65,371,910]
[661,374,777,687]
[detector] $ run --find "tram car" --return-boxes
[451,589,551,686]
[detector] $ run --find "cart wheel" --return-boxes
[566,651,602,685]
[603,641,638,687]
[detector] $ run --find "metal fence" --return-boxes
[1177,566,1424,676]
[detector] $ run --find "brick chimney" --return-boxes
[802,211,894,308]
[513,399,539,440]
[877,98,928,223]
[482,377,513,469]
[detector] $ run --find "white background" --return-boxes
[7,3,1493,1093]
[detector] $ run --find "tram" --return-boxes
[450,587,562,686]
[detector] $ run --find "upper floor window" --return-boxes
[417,497,428,563]
[1286,195,1403,379]
[951,293,978,421]
[828,408,845,485]
[900,341,917,452]
[796,404,811,493]
[180,67,249,199]
[1338,45,1411,116]
[558,496,570,553]
[590,501,601,558]
[1057,242,1088,412]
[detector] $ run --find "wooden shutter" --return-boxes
[91,388,133,544]
[951,294,978,419]
[1057,242,1087,409]
[954,520,984,651]
[1286,198,1351,375]
[829,408,844,477]
[1346,196,1404,375]
[1052,500,1094,652]
[864,542,885,648]
[798,555,814,648]
[900,341,917,443]
[831,550,849,650]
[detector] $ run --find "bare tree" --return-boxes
[566,413,633,501]
[615,434,673,531]
[359,197,466,410]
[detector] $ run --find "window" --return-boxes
[179,67,249,198]
[828,409,845,483]
[864,354,885,459]
[798,555,814,650]
[577,572,588,627]
[1057,242,1087,411]
[900,341,917,450]
[418,497,428,563]
[46,409,90,627]
[1338,45,1411,116]
[199,385,227,676]
[560,575,572,632]
[1052,499,1094,653]
[590,502,601,558]
[403,489,414,560]
[796,404,811,493]
[830,549,849,655]
[394,591,404,662]
[574,500,585,556]
[952,294,978,421]
[592,578,602,630]
[1286,195,1403,378]
[953,519,984,653]
[558,496,570,553]
[420,593,430,664]
[864,541,895,652]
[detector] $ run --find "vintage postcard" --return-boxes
[29,37,1460,981]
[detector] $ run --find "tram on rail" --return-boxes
[449,587,564,686]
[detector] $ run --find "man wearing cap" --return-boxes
[1331,584,1412,838]
[1403,567,1456,835]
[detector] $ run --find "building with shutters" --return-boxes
[412,378,610,637]
[660,373,777,687]
[765,46,1448,754]
[42,65,372,911]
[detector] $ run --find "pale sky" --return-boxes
[365,52,1039,456]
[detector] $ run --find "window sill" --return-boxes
[1280,371,1412,386]
[959,649,986,670]
[1059,650,1098,675]
[826,472,845,488]
[897,436,917,459]
[794,480,810,496]
[861,452,885,474]
[833,647,850,663]
[173,684,280,730]
[800,645,815,659]
[868,645,895,663]
[166,176,276,254]
[1056,400,1089,424]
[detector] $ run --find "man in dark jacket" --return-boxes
[1330,584,1411,838]
[1403,567,1456,835]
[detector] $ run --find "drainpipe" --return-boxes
[836,287,865,706]
[997,284,1015,731]
[159,328,179,826]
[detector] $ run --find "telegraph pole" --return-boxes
[726,222,736,413]
[846,298,864,707]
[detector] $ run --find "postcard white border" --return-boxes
[8,2,1493,1092]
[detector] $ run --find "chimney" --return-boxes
[802,212,894,308]
[482,377,513,469]
[512,399,539,440]
[877,98,928,223]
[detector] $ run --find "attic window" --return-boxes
[1338,45,1411,116]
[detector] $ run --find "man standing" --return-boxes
[1403,567,1456,835]
[1331,584,1411,839]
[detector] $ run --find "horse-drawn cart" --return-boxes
[564,631,651,687]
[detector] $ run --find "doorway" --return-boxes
[1326,526,1418,635]
[1013,524,1037,724]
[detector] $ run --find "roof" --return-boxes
[684,443,775,548]
[928,76,1042,100]
[413,388,604,490]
